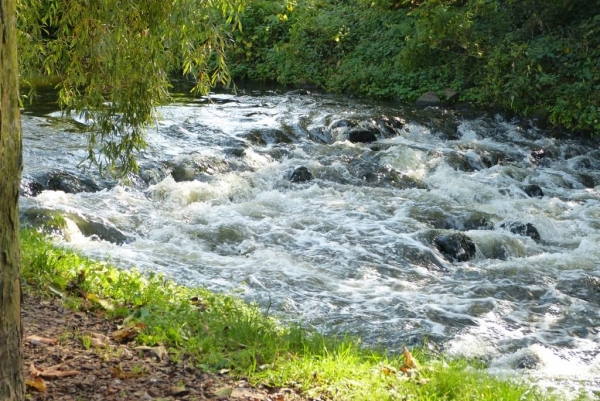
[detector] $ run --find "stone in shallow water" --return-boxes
[289,166,313,183]
[433,232,477,262]
[522,184,544,198]
[500,222,540,241]
[347,127,379,143]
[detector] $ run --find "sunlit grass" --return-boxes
[20,229,568,401]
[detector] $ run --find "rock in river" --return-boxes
[500,222,541,241]
[289,167,313,183]
[433,232,477,262]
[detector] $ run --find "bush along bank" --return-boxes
[229,0,600,135]
[19,229,581,401]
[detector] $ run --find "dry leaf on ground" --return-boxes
[112,322,146,342]
[88,332,110,348]
[30,362,79,379]
[231,387,268,400]
[400,346,420,374]
[134,345,168,360]
[111,365,144,379]
[25,377,47,393]
[214,386,233,398]
[26,335,58,346]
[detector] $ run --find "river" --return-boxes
[20,85,600,397]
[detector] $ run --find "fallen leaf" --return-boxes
[214,387,233,398]
[30,362,79,379]
[89,332,110,348]
[135,345,168,360]
[380,365,398,375]
[111,322,146,342]
[25,376,47,393]
[86,293,114,310]
[110,365,143,379]
[400,346,420,374]
[48,286,65,298]
[231,387,267,400]
[170,386,190,396]
[26,335,57,346]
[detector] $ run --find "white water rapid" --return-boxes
[20,87,600,397]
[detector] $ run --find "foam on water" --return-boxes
[20,90,600,397]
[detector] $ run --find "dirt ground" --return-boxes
[22,293,305,401]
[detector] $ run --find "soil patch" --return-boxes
[22,293,304,401]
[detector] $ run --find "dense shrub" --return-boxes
[229,0,600,134]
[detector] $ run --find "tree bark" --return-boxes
[0,0,25,399]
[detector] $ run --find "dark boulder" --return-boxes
[289,167,313,183]
[573,173,596,189]
[242,128,295,145]
[531,148,551,162]
[285,89,310,96]
[20,207,131,245]
[329,119,357,130]
[445,152,475,172]
[415,91,441,107]
[20,176,45,197]
[500,222,540,241]
[362,167,428,190]
[530,108,550,130]
[21,171,107,196]
[347,127,379,143]
[137,162,171,186]
[374,116,405,137]
[167,155,230,183]
[47,171,103,194]
[433,232,477,262]
[443,88,459,104]
[514,353,541,370]
[395,245,449,272]
[328,120,382,144]
[522,184,544,198]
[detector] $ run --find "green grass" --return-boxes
[21,229,566,401]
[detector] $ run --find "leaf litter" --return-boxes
[22,293,307,400]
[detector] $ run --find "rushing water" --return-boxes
[20,86,600,396]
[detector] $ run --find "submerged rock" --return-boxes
[522,184,544,198]
[289,167,313,183]
[21,207,131,245]
[433,232,477,262]
[500,222,540,241]
[20,176,45,197]
[347,127,379,143]
[47,171,104,194]
[242,128,296,145]
[395,244,449,272]
[21,171,107,196]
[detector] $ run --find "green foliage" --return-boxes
[232,0,600,135]
[17,0,246,174]
[20,229,571,401]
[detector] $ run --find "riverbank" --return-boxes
[229,0,600,136]
[20,230,572,400]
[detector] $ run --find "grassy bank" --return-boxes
[229,0,600,135]
[21,229,567,401]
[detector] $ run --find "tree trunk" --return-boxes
[0,0,25,399]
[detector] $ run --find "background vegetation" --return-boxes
[228,0,600,134]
